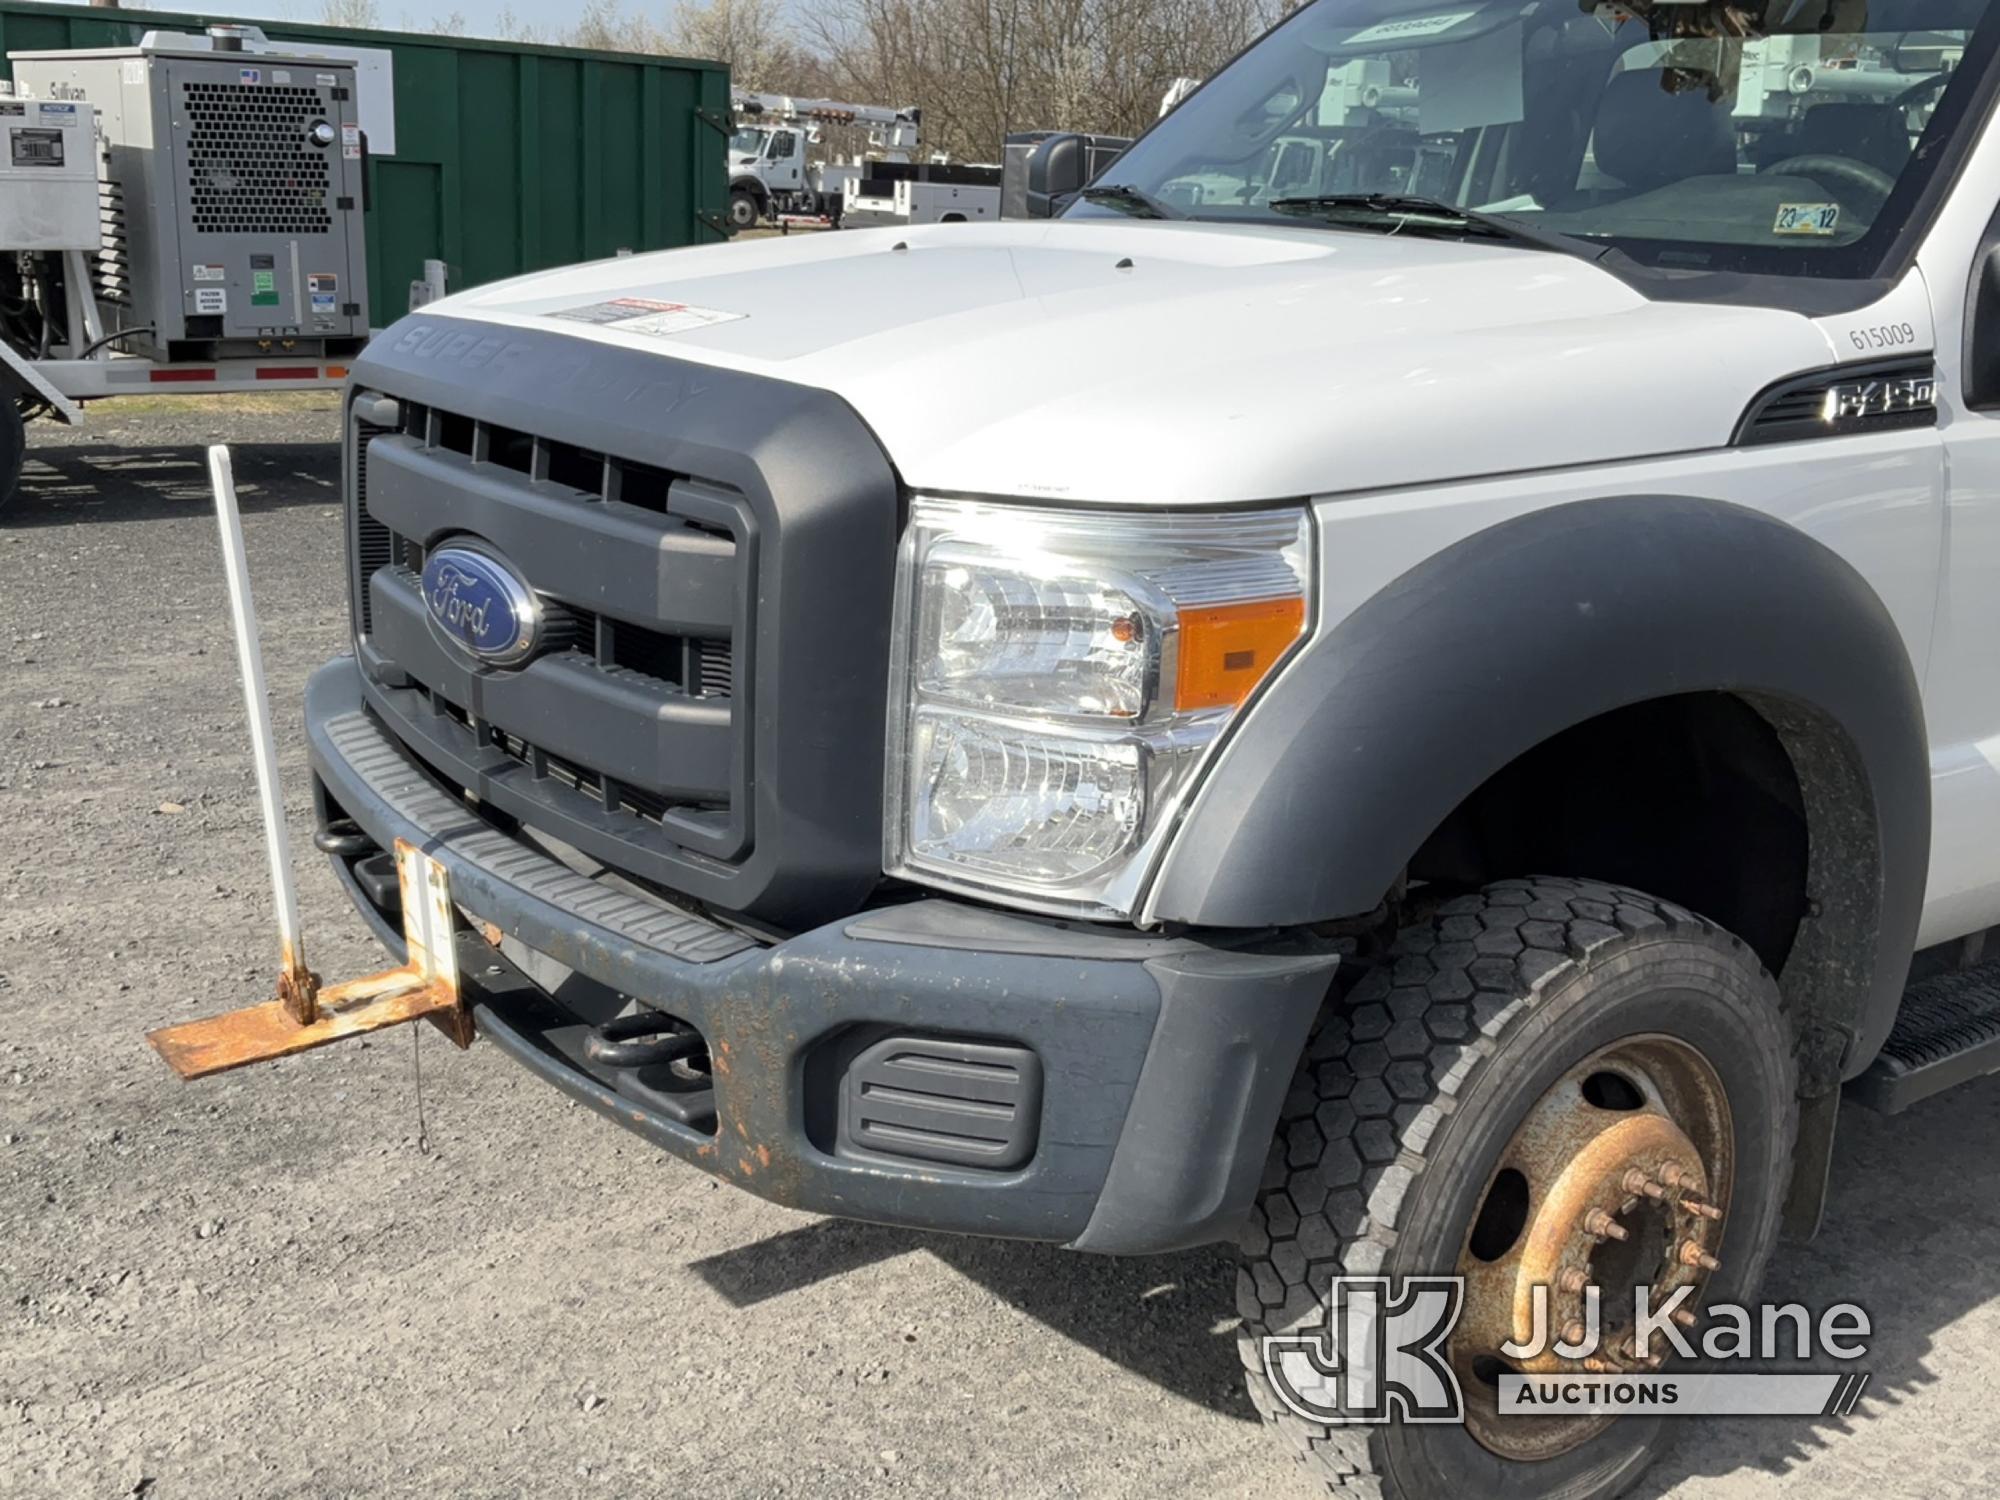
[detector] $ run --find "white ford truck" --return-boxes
[303,0,2000,1493]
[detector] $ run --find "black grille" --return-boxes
[183,81,334,235]
[345,316,899,929]
[352,417,397,635]
[349,395,747,869]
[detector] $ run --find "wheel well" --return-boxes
[1411,694,1811,977]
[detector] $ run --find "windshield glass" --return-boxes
[729,127,766,156]
[1073,0,1999,281]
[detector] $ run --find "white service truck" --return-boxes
[726,91,924,228]
[182,0,2000,1494]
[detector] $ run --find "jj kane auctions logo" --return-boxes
[1264,1278,1874,1423]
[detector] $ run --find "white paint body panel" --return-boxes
[431,221,1835,505]
[420,178,2000,950]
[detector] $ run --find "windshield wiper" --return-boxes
[1078,183,1187,220]
[1266,194,1600,258]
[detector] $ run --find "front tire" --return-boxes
[728,188,762,231]
[1237,878,1798,1499]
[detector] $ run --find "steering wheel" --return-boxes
[1893,71,1950,110]
[1760,153,1898,208]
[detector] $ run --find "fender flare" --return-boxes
[1148,493,1930,1077]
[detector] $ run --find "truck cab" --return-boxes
[314,0,2000,1494]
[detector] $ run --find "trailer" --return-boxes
[0,26,366,506]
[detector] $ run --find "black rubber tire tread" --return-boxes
[1234,876,1797,1499]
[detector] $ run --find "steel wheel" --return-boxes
[1451,1036,1732,1461]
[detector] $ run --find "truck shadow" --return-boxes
[5,439,340,528]
[692,1082,2000,1481]
[1632,1083,2000,1494]
[690,1214,1254,1419]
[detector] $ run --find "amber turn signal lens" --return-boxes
[1175,596,1307,712]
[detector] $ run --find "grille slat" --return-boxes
[352,418,396,634]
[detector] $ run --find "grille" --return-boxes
[350,396,746,870]
[352,417,397,635]
[356,526,735,702]
[183,81,334,235]
[356,400,736,700]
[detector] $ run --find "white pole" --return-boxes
[209,446,306,983]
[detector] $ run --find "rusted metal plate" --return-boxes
[147,842,474,1080]
[147,974,459,1081]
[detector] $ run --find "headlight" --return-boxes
[887,498,1314,919]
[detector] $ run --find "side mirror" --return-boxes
[1025,134,1093,219]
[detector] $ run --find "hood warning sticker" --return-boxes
[548,298,746,337]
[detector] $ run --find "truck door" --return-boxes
[1912,100,2000,943]
[768,130,802,190]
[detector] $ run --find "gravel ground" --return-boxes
[3,400,1997,1500]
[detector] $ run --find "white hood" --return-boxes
[429,220,1840,507]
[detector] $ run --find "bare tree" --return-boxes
[803,0,1279,159]
[667,0,814,86]
[319,0,383,26]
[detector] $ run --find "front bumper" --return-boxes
[307,656,1337,1254]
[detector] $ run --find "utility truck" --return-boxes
[726,91,924,228]
[156,0,2000,1494]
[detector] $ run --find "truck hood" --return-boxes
[430,220,1840,506]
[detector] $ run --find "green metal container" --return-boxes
[0,1,731,327]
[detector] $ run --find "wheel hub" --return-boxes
[1452,1037,1733,1461]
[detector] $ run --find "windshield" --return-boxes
[729,127,766,157]
[1073,0,2000,283]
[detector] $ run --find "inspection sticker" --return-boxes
[548,298,746,337]
[1774,202,1840,237]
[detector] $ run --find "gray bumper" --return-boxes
[306,656,1336,1254]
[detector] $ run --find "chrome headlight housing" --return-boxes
[886,498,1315,920]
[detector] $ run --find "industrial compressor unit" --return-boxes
[12,37,371,362]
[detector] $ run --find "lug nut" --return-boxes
[1679,1240,1722,1272]
[1681,1197,1723,1222]
[1672,1308,1699,1329]
[1584,1208,1630,1242]
[1659,1162,1690,1189]
[1624,1169,1668,1201]
[1559,1268,1590,1295]
[1561,1321,1588,1346]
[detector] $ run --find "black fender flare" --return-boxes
[1149,493,1930,1078]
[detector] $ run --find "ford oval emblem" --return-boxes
[421,543,542,668]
